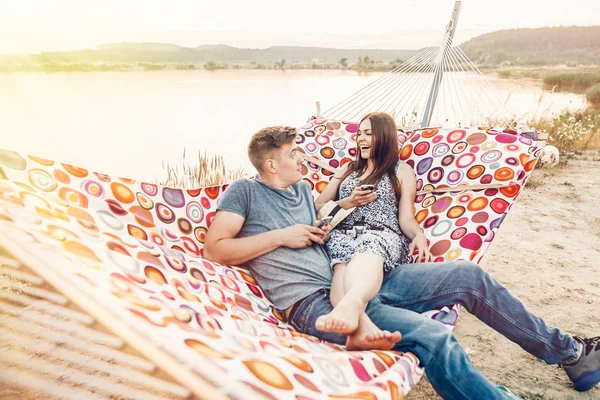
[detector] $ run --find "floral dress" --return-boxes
[325,162,412,272]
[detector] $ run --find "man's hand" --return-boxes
[409,232,433,263]
[348,186,377,207]
[313,220,332,241]
[279,224,327,248]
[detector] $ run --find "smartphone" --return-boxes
[360,184,375,191]
[317,216,333,228]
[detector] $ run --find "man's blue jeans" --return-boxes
[289,261,578,400]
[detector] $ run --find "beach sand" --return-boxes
[408,158,600,400]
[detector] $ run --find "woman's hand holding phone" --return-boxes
[349,185,377,207]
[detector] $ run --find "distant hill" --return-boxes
[460,26,600,65]
[2,26,599,71]
[35,44,419,64]
[97,43,183,52]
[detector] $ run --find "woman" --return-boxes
[315,112,432,336]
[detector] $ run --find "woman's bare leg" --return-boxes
[316,253,384,335]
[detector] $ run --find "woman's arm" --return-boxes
[397,163,432,262]
[397,164,421,239]
[315,163,376,211]
[315,163,350,210]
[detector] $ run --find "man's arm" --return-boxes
[203,210,327,266]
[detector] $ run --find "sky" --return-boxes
[0,0,598,54]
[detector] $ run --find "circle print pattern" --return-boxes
[320,147,335,159]
[482,150,502,163]
[136,192,154,209]
[456,154,476,168]
[494,167,515,182]
[441,155,455,167]
[422,128,439,138]
[82,179,104,199]
[400,144,413,160]
[187,201,204,223]
[54,169,70,184]
[111,182,135,204]
[59,187,88,208]
[163,187,185,208]
[28,169,57,192]
[141,182,158,196]
[433,143,449,157]
[194,226,208,243]
[447,129,466,143]
[446,248,461,260]
[332,138,346,150]
[416,158,433,175]
[467,165,485,180]
[446,170,463,185]
[452,142,468,154]
[422,196,436,208]
[414,142,430,156]
[315,135,330,146]
[431,220,452,237]
[451,227,467,240]
[427,167,444,184]
[156,203,175,224]
[305,142,318,154]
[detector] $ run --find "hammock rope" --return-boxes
[321,35,516,128]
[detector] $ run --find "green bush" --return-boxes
[586,84,600,107]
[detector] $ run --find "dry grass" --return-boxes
[160,149,247,189]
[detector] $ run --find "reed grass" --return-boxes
[543,72,600,92]
[161,149,247,189]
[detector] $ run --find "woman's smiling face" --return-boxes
[357,118,373,159]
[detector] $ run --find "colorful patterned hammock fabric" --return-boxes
[0,121,540,399]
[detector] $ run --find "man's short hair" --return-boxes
[248,126,297,172]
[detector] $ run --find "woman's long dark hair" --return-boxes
[341,112,401,201]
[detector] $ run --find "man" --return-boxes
[204,126,600,399]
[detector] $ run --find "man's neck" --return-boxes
[258,175,290,191]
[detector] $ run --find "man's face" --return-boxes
[272,141,303,185]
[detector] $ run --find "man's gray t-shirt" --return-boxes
[217,178,332,310]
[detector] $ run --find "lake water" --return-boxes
[0,70,586,182]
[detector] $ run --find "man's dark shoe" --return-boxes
[561,336,600,392]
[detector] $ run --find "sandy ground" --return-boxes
[408,158,600,400]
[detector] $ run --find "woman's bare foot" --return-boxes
[315,296,362,335]
[345,314,401,351]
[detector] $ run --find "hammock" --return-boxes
[0,3,544,396]
[0,123,541,398]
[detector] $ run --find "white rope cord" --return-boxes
[349,51,440,121]
[423,36,455,127]
[398,60,439,127]
[330,47,440,120]
[445,45,474,125]
[325,47,440,120]
[320,38,516,127]
[382,47,441,122]
[323,49,440,118]
[323,48,439,119]
[402,38,450,127]
[350,53,438,122]
[356,51,439,120]
[448,46,497,124]
[388,42,444,126]
[455,46,514,121]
